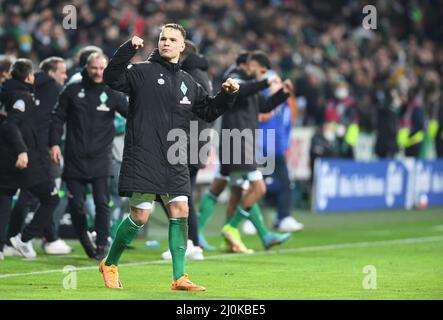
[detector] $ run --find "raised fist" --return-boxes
[267,75,282,86]
[222,78,240,94]
[282,79,294,95]
[131,36,144,50]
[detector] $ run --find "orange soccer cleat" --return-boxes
[99,259,123,289]
[171,274,206,292]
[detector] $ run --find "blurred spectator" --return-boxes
[0,0,443,160]
[397,87,426,157]
[324,80,359,158]
[0,55,15,85]
[309,121,338,183]
[375,87,402,158]
[436,100,443,157]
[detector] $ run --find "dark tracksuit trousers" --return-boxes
[188,167,199,246]
[0,181,59,251]
[66,177,111,247]
[264,155,292,223]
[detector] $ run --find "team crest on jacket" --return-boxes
[97,91,110,111]
[12,99,26,112]
[180,81,188,95]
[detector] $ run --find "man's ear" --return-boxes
[25,73,33,84]
[180,41,185,53]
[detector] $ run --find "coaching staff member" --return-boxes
[0,59,59,259]
[50,53,129,260]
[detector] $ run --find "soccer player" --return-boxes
[100,23,239,291]
[161,40,213,261]
[198,52,293,253]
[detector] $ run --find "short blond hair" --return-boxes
[160,23,186,39]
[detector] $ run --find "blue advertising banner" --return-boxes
[313,159,413,213]
[413,160,443,207]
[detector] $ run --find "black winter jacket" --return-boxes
[50,69,129,179]
[181,52,213,170]
[0,79,51,189]
[103,40,237,197]
[220,67,289,175]
[34,71,63,148]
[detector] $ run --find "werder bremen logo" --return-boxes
[180,82,188,95]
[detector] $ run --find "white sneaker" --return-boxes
[161,249,172,260]
[278,216,304,232]
[3,245,21,257]
[161,240,204,260]
[241,220,257,235]
[43,239,72,255]
[0,251,4,261]
[187,245,205,260]
[10,234,37,258]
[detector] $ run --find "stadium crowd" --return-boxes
[1,0,443,266]
[1,0,443,158]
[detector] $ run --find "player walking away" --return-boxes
[100,23,239,291]
[50,53,129,260]
[0,59,59,260]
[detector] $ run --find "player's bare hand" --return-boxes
[131,36,144,50]
[50,145,62,164]
[222,78,239,94]
[259,112,274,123]
[15,152,28,169]
[282,79,294,95]
[267,75,282,86]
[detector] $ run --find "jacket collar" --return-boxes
[80,68,106,88]
[181,52,209,72]
[147,48,181,73]
[1,78,34,93]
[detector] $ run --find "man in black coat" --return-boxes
[50,52,129,260]
[0,59,59,260]
[375,88,402,158]
[160,40,213,261]
[99,23,239,291]
[5,57,72,256]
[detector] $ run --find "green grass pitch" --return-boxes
[0,205,442,300]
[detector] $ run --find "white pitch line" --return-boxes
[0,235,442,279]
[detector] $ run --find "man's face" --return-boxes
[246,60,268,80]
[86,57,107,83]
[49,62,68,86]
[158,27,185,63]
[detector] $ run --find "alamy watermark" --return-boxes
[362,5,377,30]
[362,265,377,290]
[167,121,276,175]
[62,5,77,30]
[62,265,77,289]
